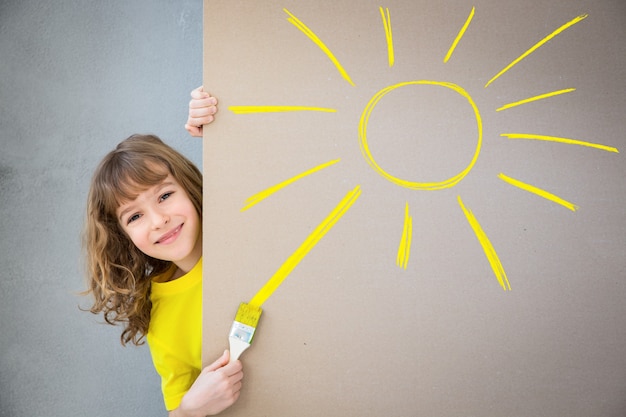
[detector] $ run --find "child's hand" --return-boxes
[175,350,243,416]
[185,86,218,137]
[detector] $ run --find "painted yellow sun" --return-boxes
[227,6,619,309]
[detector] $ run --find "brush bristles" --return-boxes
[234,302,262,327]
[230,303,263,345]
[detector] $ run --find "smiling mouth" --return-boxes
[156,224,183,244]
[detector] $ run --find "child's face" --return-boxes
[116,174,201,273]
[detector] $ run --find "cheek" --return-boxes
[182,199,200,224]
[122,225,150,251]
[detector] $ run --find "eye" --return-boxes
[127,213,142,224]
[160,191,174,202]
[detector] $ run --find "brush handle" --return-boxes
[229,336,250,363]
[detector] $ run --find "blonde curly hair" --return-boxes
[83,134,202,345]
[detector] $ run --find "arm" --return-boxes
[169,351,243,417]
[185,86,218,137]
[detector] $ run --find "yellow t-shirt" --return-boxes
[147,258,202,411]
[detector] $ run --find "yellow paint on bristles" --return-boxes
[234,302,262,328]
[229,303,262,359]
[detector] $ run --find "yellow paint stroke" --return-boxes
[396,202,412,270]
[457,196,511,291]
[249,185,362,307]
[380,7,394,67]
[485,14,588,88]
[498,173,579,211]
[359,80,482,190]
[229,106,336,114]
[241,159,341,212]
[496,88,576,112]
[501,133,619,153]
[444,6,475,63]
[284,8,355,87]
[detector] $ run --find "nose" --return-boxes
[149,209,169,230]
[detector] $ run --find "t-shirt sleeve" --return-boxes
[148,334,201,411]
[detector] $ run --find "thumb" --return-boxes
[204,350,230,372]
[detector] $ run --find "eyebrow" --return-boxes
[117,181,176,222]
[117,204,136,223]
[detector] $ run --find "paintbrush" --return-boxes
[228,302,262,362]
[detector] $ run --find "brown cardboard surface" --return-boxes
[203,1,626,416]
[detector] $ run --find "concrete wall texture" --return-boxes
[0,2,204,416]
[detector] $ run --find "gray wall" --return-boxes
[1,2,203,416]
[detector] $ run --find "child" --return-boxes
[83,89,238,416]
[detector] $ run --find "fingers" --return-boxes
[222,362,243,407]
[185,123,203,137]
[204,350,230,372]
[186,86,218,137]
[185,124,202,137]
[186,106,216,126]
[185,106,215,136]
[178,356,244,415]
[190,85,218,110]
[189,103,217,118]
[190,85,207,99]
[223,359,243,379]
[204,355,244,410]
[203,351,243,375]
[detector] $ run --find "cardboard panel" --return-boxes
[203,1,626,415]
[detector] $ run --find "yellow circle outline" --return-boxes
[358,80,483,190]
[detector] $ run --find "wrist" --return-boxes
[169,405,201,417]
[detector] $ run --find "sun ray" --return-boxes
[229,106,336,114]
[380,7,394,67]
[458,196,511,291]
[396,202,412,270]
[242,159,341,212]
[485,14,588,88]
[444,6,475,63]
[283,8,355,86]
[249,185,362,307]
[501,133,619,153]
[498,173,579,211]
[496,88,576,112]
